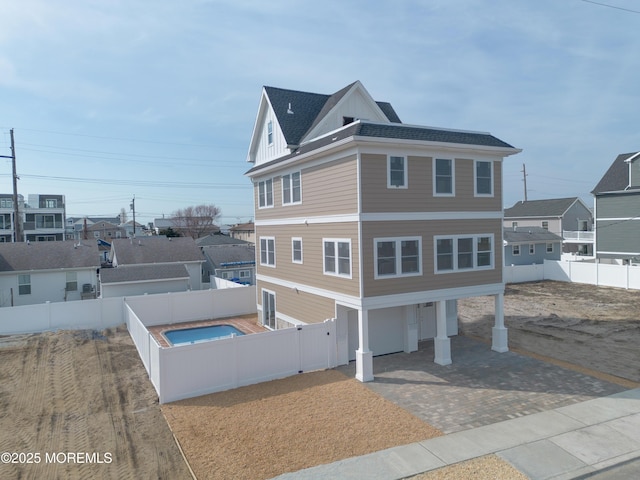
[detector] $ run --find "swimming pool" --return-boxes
[164,324,245,346]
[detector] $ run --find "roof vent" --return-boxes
[287,102,294,114]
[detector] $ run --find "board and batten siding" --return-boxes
[256,222,360,298]
[253,156,358,221]
[359,154,502,213]
[361,219,503,298]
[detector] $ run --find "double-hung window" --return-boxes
[546,243,554,253]
[260,237,275,266]
[513,244,521,256]
[258,179,273,208]
[475,160,493,196]
[323,239,351,277]
[529,244,535,255]
[267,121,273,145]
[66,271,78,292]
[282,172,301,204]
[434,158,454,195]
[292,238,303,264]
[18,274,31,295]
[375,237,421,278]
[435,234,494,273]
[388,156,407,188]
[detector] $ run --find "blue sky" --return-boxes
[1,0,638,226]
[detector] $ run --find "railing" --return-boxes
[563,230,595,242]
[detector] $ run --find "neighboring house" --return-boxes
[107,236,205,292]
[66,216,121,241]
[0,241,99,307]
[503,226,562,266]
[100,264,191,298]
[591,151,640,263]
[23,194,67,242]
[245,80,520,381]
[196,234,256,285]
[229,221,255,244]
[121,220,147,238]
[0,193,19,242]
[503,197,594,256]
[1,193,66,242]
[86,221,128,243]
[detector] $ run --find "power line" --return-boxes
[580,0,640,14]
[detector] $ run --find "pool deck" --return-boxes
[148,314,267,347]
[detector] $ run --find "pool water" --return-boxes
[165,324,245,346]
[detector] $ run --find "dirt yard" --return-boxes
[458,281,640,384]
[1,280,638,480]
[0,326,192,479]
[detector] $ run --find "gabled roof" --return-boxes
[0,241,99,273]
[229,222,254,232]
[262,81,401,148]
[503,226,563,244]
[246,120,517,175]
[110,237,204,265]
[504,198,582,219]
[592,152,640,194]
[201,244,255,269]
[195,234,251,247]
[100,264,189,284]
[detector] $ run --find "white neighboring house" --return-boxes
[0,241,99,307]
[101,236,205,297]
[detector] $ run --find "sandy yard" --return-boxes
[1,280,638,479]
[458,281,640,384]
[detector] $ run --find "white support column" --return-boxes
[355,308,374,382]
[492,292,509,353]
[434,300,451,365]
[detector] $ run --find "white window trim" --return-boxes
[323,238,352,279]
[267,120,273,146]
[258,178,274,209]
[282,171,302,205]
[387,155,408,189]
[259,236,276,267]
[292,237,303,264]
[374,236,422,279]
[546,243,554,253]
[513,244,521,256]
[474,160,494,197]
[434,233,494,274]
[433,158,455,197]
[529,244,535,255]
[261,288,276,330]
[239,269,251,278]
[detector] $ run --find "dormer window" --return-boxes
[343,116,355,126]
[267,121,273,145]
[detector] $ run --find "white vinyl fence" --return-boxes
[0,296,124,335]
[125,299,337,404]
[505,260,640,290]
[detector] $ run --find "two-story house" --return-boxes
[504,197,594,256]
[245,81,520,381]
[0,194,19,242]
[591,151,640,263]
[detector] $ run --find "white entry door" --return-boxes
[418,303,436,340]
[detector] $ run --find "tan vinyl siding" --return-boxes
[254,156,358,221]
[360,154,502,213]
[361,219,503,297]
[257,280,337,325]
[256,222,360,297]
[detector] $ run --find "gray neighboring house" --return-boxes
[196,234,256,285]
[100,264,191,298]
[0,241,99,307]
[591,151,640,263]
[503,197,594,255]
[103,237,205,297]
[503,226,562,266]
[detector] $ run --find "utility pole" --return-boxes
[130,195,136,236]
[521,163,528,202]
[1,129,20,242]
